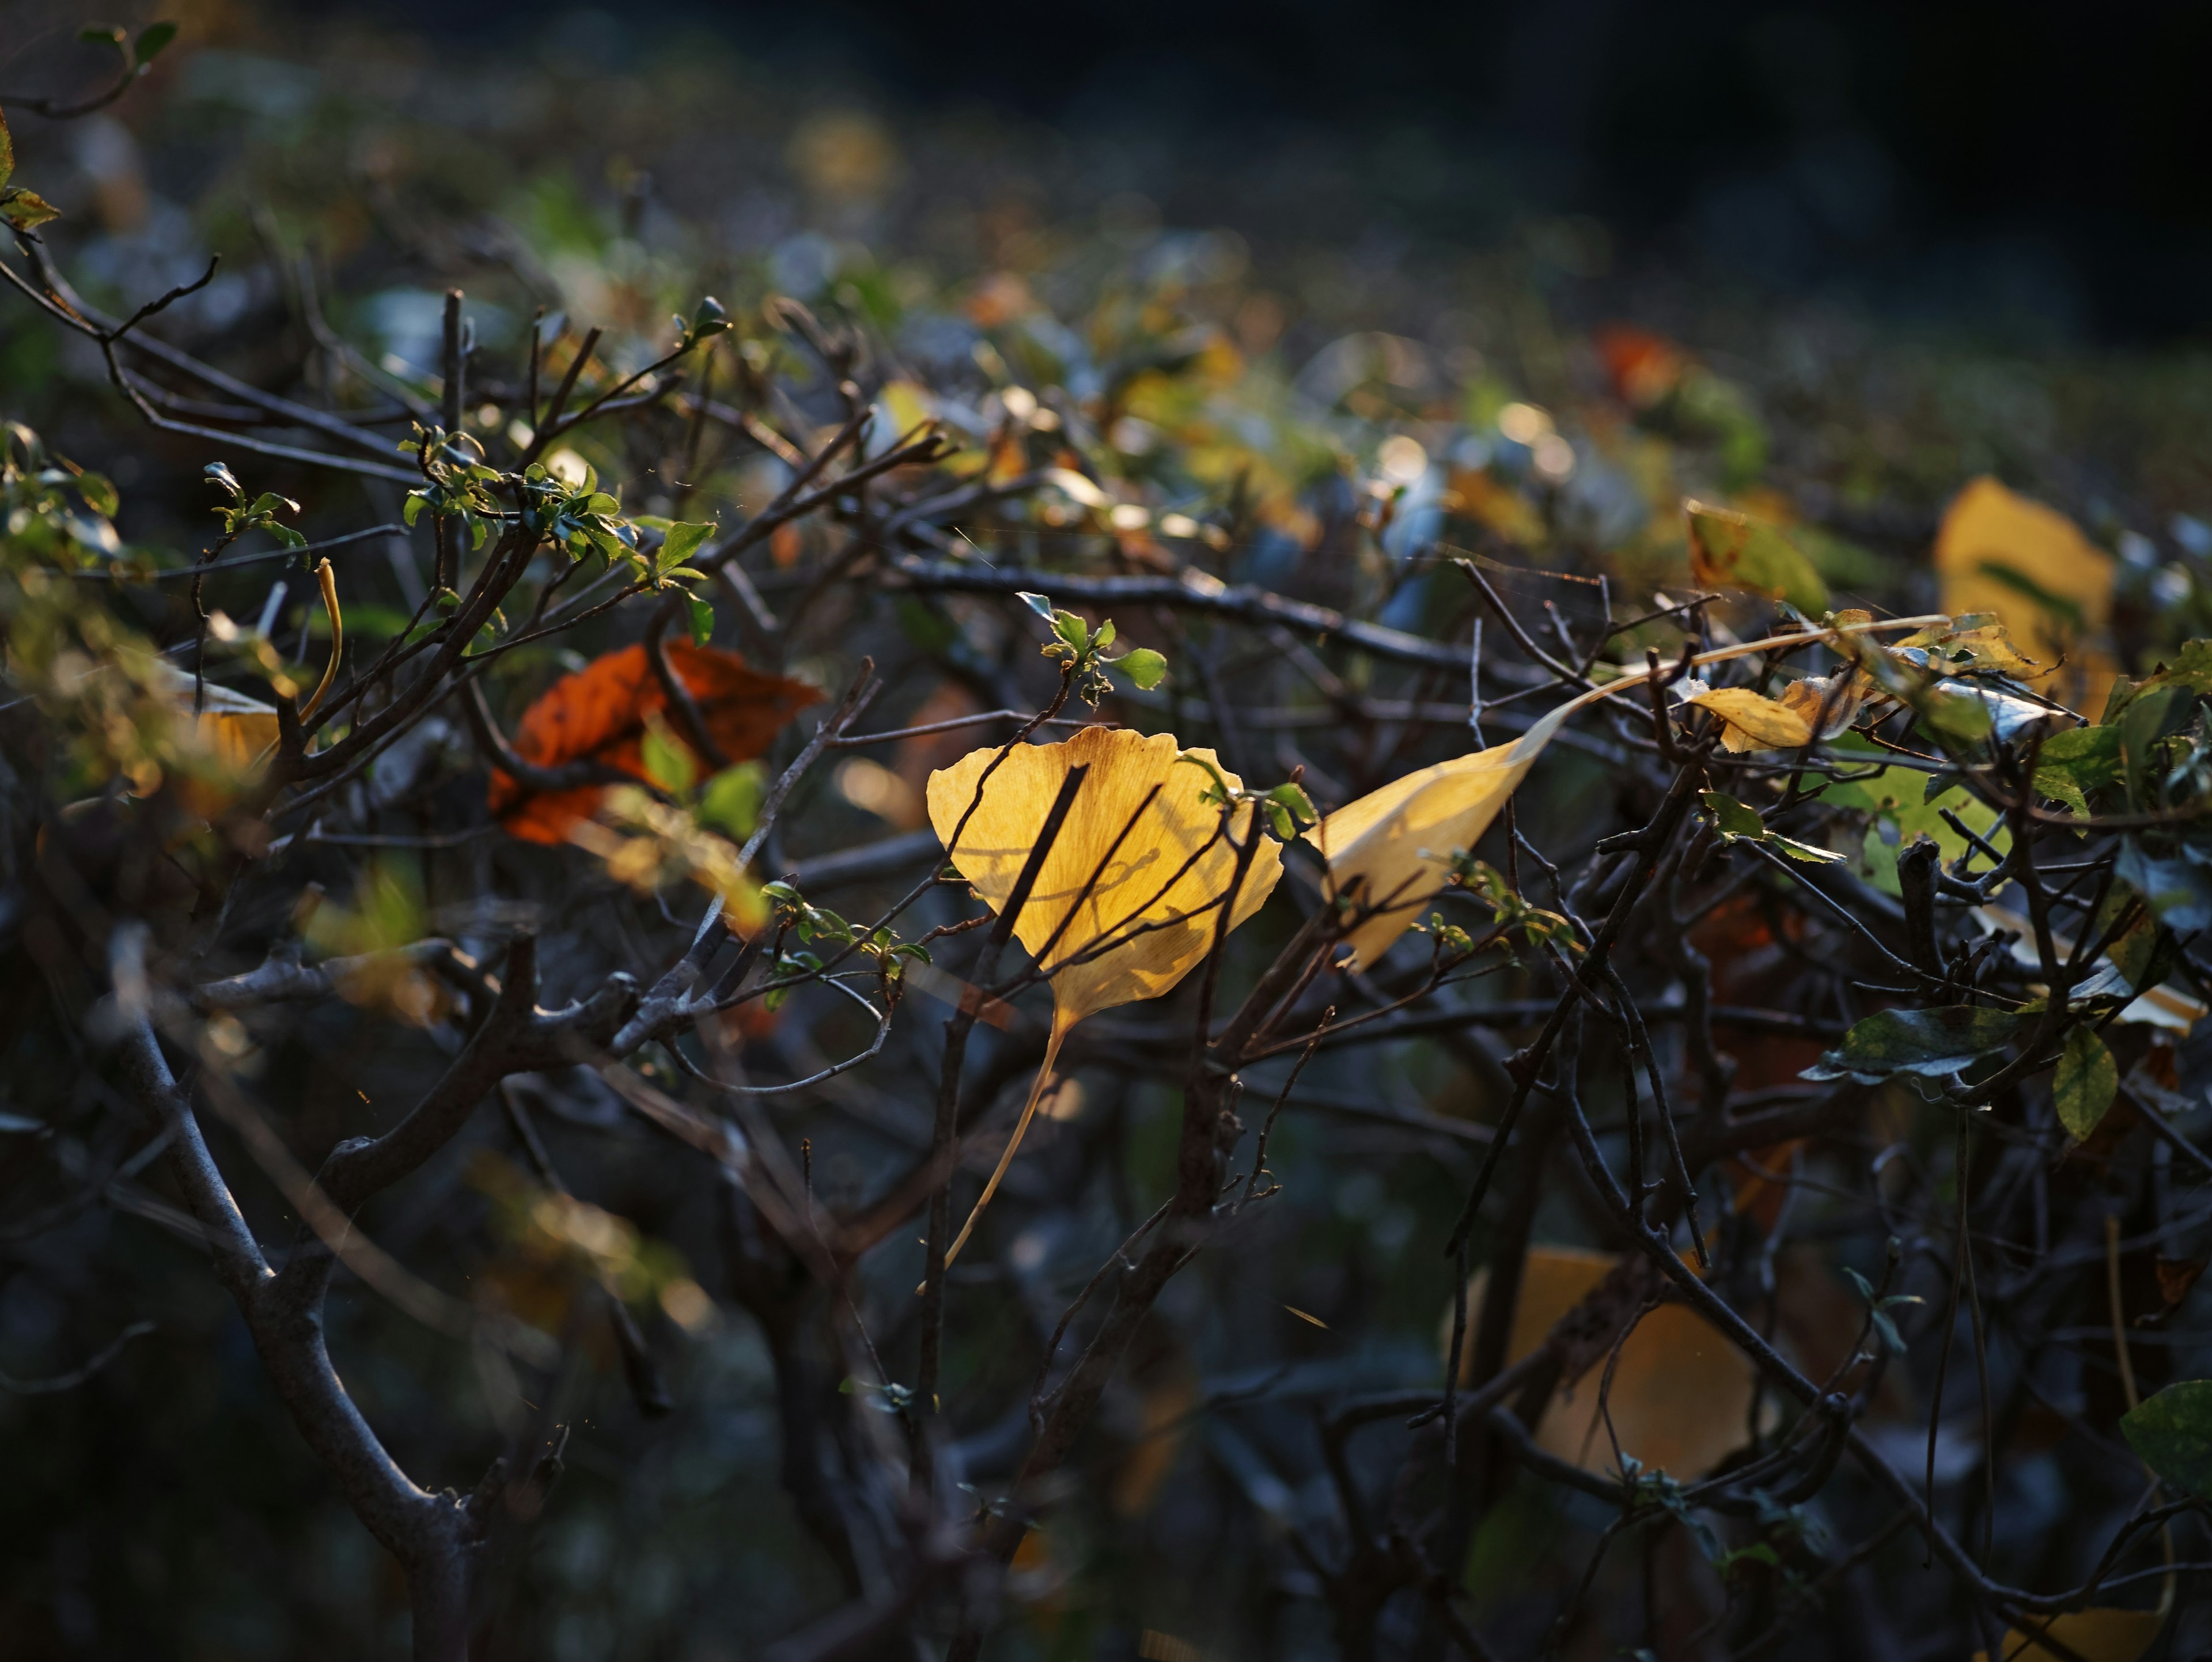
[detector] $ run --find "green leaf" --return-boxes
[0,108,12,188]
[1051,610,1089,653]
[2122,1381,2212,1498]
[639,721,696,797]
[687,593,716,648]
[2054,1025,2118,1140]
[698,762,765,839]
[1916,687,1993,742]
[689,295,728,339]
[660,520,716,569]
[1700,790,1842,864]
[1819,754,2009,899]
[1700,790,1766,841]
[134,20,180,64]
[1115,647,1168,690]
[2033,724,2120,815]
[1092,618,1116,651]
[1684,501,1828,615]
[269,525,308,551]
[204,461,243,499]
[2104,639,2212,723]
[1804,1005,2027,1083]
[79,24,127,51]
[1017,590,1056,622]
[1767,832,1844,865]
[75,472,118,518]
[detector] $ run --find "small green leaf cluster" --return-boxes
[759,880,930,1007]
[1444,855,1578,953]
[1698,790,1842,865]
[75,20,179,78]
[1840,1264,1925,1356]
[1173,750,1316,841]
[0,108,62,231]
[204,461,306,551]
[1017,590,1165,703]
[3,421,121,566]
[669,295,729,354]
[399,425,505,551]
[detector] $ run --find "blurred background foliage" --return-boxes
[1,1,2210,1659]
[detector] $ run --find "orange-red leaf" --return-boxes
[488,642,819,843]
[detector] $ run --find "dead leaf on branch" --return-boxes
[1307,612,1950,970]
[927,726,1283,1263]
[1448,1245,1761,1481]
[487,642,819,843]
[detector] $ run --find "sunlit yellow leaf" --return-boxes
[1774,669,1867,740]
[1944,619,2044,679]
[1969,1608,2164,1662]
[1935,477,2116,712]
[1307,612,1950,971]
[928,726,1284,1260]
[1677,682,1816,753]
[1305,719,1557,971]
[1450,1245,1760,1479]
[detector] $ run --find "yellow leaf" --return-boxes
[1450,1246,1759,1480]
[927,726,1283,1261]
[1305,731,1550,971]
[155,663,281,784]
[1969,1607,2164,1662]
[1306,611,1952,971]
[1944,619,2044,679]
[1774,669,1867,740]
[1935,477,2115,711]
[297,558,342,723]
[1677,682,1816,753]
[1973,904,2206,1034]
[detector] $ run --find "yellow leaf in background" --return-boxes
[191,684,282,774]
[1685,499,1828,614]
[1969,1607,2164,1662]
[1973,904,2206,1033]
[928,726,1283,1262]
[155,662,281,779]
[1676,682,1816,753]
[1450,1246,1759,1480]
[1935,477,2116,712]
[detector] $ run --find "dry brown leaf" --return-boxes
[1774,670,1868,740]
[1935,476,2116,712]
[1450,1245,1759,1480]
[1969,1608,2164,1662]
[928,726,1283,1260]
